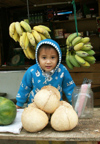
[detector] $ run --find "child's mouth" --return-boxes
[46,66,51,69]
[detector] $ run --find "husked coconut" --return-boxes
[50,101,78,131]
[21,107,49,132]
[34,87,60,114]
[60,100,73,109]
[28,102,50,119]
[41,85,60,99]
[28,102,38,108]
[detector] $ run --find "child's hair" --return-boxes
[37,44,58,57]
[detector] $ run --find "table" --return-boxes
[0,108,100,144]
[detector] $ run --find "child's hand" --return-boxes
[16,105,22,109]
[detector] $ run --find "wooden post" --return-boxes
[98,0,100,16]
[0,45,1,65]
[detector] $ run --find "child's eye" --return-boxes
[52,56,55,59]
[43,57,46,59]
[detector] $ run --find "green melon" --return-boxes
[0,97,17,125]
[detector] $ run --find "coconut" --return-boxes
[41,85,60,99]
[59,100,73,109]
[28,102,38,108]
[50,101,78,131]
[21,107,49,132]
[34,86,61,114]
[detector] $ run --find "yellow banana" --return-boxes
[12,29,20,42]
[20,32,27,49]
[33,26,51,38]
[27,32,36,46]
[24,33,30,50]
[32,30,41,43]
[26,46,35,60]
[9,22,16,35]
[17,34,20,43]
[15,22,23,36]
[74,42,84,51]
[23,49,30,59]
[9,28,19,42]
[81,37,90,44]
[38,25,51,32]
[34,42,37,50]
[81,61,90,67]
[39,33,47,40]
[9,32,14,39]
[72,36,82,46]
[43,29,51,38]
[20,21,32,32]
[33,26,46,34]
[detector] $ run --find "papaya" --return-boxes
[0,97,17,125]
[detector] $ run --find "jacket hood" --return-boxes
[35,39,62,71]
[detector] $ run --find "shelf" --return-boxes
[0,65,30,71]
[52,17,96,23]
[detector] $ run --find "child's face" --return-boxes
[38,47,58,72]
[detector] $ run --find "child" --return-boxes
[16,39,76,108]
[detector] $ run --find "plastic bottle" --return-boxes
[72,79,94,119]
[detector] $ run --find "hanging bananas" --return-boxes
[66,32,96,69]
[9,20,51,60]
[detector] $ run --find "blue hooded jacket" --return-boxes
[16,39,75,107]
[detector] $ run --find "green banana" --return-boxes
[75,54,86,65]
[76,50,89,57]
[83,56,96,62]
[72,36,82,46]
[81,37,90,44]
[81,44,93,51]
[85,50,95,56]
[74,42,84,51]
[66,52,74,70]
[66,38,70,46]
[89,60,95,64]
[67,32,81,44]
[69,52,80,67]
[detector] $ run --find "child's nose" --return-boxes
[46,59,51,63]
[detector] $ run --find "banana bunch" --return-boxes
[9,20,51,60]
[66,32,96,69]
